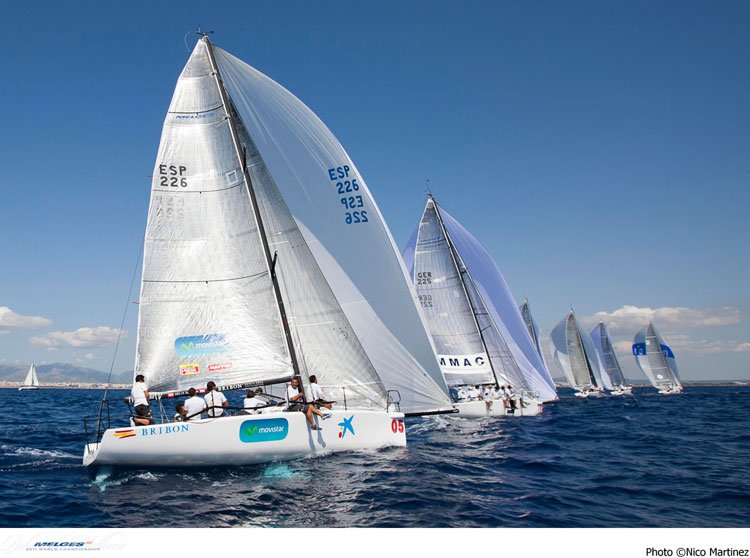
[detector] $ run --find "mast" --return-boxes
[202,34,306,398]
[430,196,500,388]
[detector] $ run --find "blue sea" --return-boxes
[1,386,748,528]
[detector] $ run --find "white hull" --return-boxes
[609,387,633,396]
[83,409,405,468]
[657,387,683,395]
[574,390,604,398]
[18,386,40,391]
[453,398,542,418]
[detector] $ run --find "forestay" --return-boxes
[406,201,557,401]
[211,46,452,414]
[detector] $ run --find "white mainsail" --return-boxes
[404,198,556,401]
[590,322,628,389]
[632,322,681,391]
[23,363,39,387]
[549,310,606,391]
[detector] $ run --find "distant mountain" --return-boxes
[0,363,132,384]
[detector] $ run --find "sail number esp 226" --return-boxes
[328,165,368,224]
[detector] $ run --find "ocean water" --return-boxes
[0,386,748,528]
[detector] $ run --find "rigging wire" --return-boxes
[95,239,144,437]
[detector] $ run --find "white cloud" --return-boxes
[581,305,741,332]
[84,353,95,360]
[0,306,52,329]
[30,326,126,349]
[0,329,10,335]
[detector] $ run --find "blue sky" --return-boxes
[1,1,748,381]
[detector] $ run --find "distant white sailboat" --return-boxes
[83,34,453,468]
[18,363,40,391]
[633,322,683,394]
[590,322,632,395]
[549,310,607,397]
[403,197,556,417]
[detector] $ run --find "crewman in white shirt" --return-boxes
[204,381,228,417]
[184,387,207,421]
[286,377,327,431]
[131,374,153,426]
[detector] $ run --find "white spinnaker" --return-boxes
[429,204,557,401]
[410,200,495,387]
[24,364,38,387]
[590,322,627,387]
[212,47,451,414]
[519,299,556,392]
[136,41,293,393]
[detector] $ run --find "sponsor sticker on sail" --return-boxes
[208,362,232,372]
[179,363,200,375]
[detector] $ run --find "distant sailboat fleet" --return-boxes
[74,33,686,470]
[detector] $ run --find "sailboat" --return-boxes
[590,322,632,395]
[403,197,556,417]
[82,34,452,468]
[18,363,40,391]
[632,322,683,394]
[549,310,607,397]
[519,298,557,400]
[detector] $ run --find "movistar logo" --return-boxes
[239,418,288,443]
[175,334,229,357]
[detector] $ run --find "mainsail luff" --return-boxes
[432,198,500,388]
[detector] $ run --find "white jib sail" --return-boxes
[211,46,452,414]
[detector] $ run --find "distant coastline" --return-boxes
[0,381,130,390]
